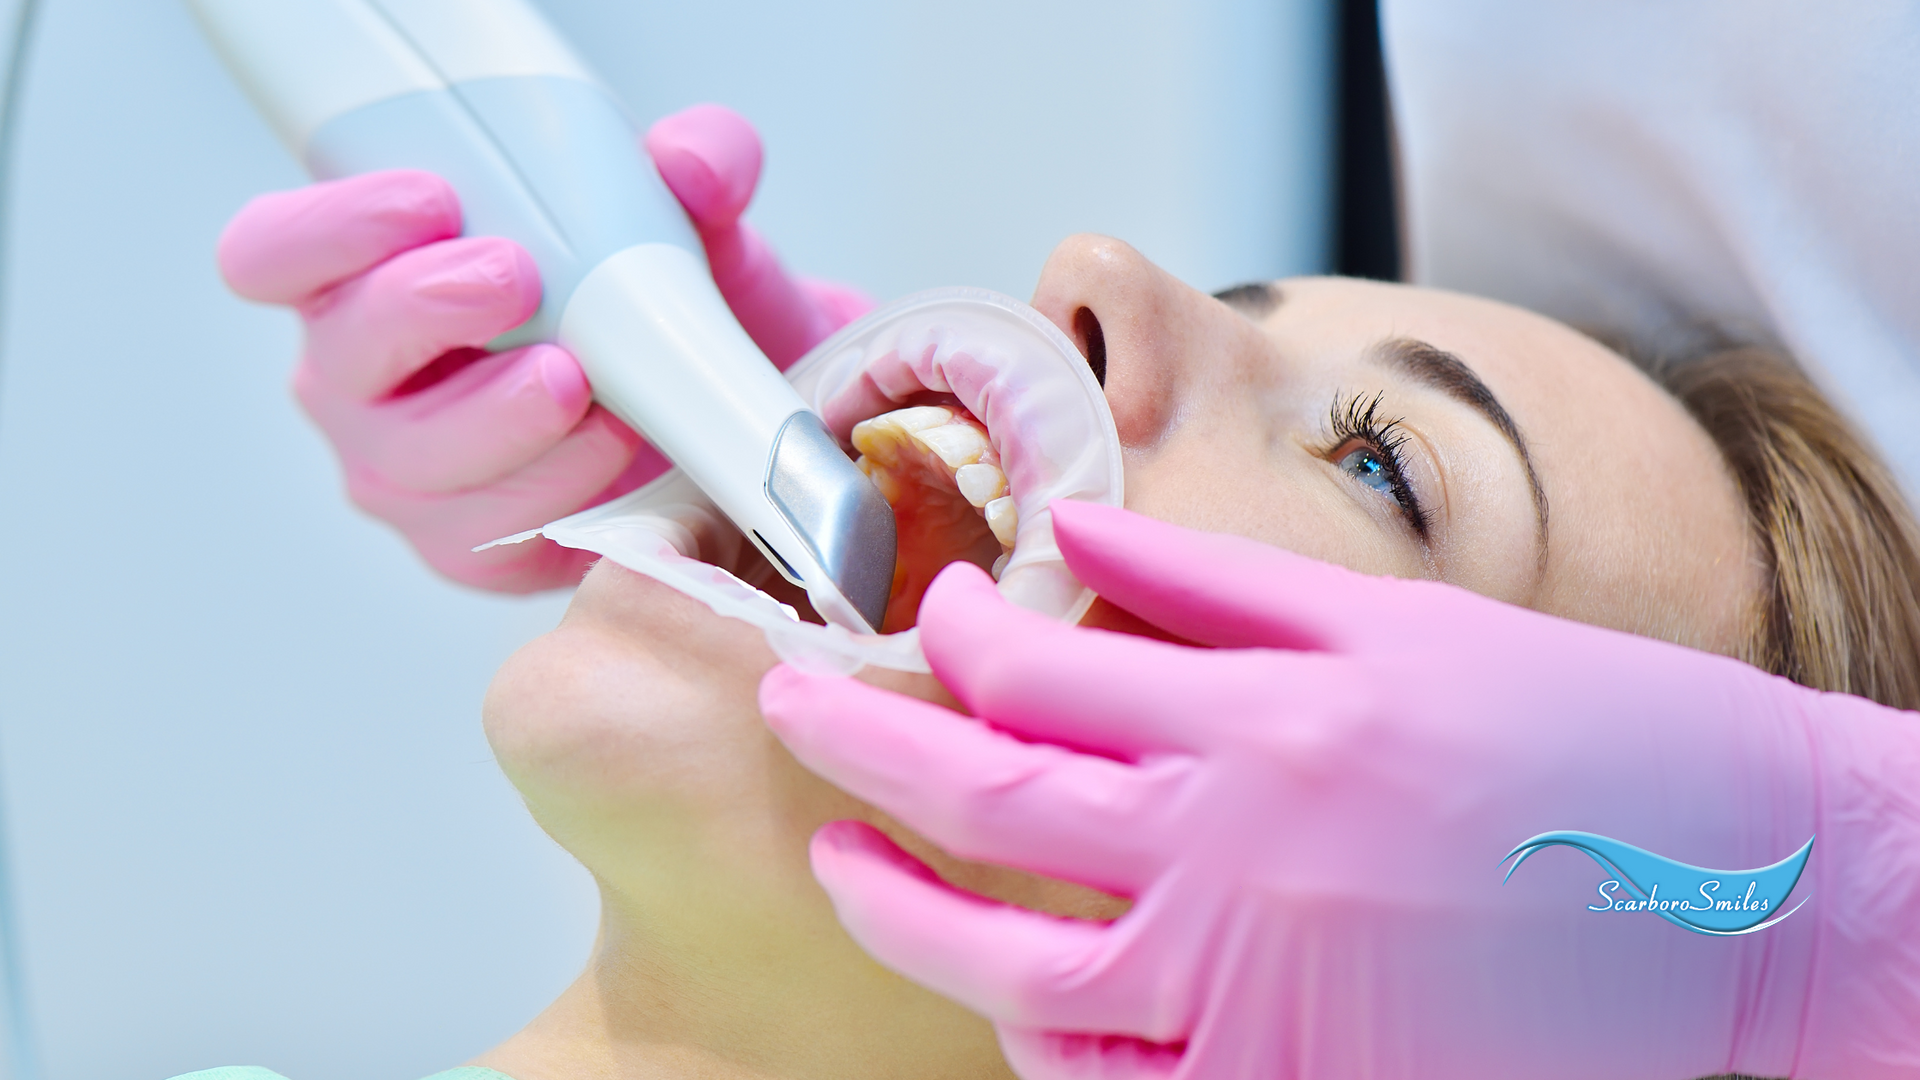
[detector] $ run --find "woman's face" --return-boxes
[1046,238,1756,650]
[481,237,1757,1073]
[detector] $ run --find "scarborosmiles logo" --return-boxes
[1501,831,1814,935]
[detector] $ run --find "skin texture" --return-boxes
[475,236,1758,1080]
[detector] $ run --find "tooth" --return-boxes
[954,462,1008,507]
[850,423,896,464]
[852,406,956,463]
[992,552,1011,579]
[891,405,959,433]
[985,496,1018,547]
[913,422,993,469]
[857,457,903,503]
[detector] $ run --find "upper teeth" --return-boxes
[954,463,1007,505]
[851,405,1019,573]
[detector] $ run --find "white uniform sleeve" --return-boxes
[1381,0,1920,493]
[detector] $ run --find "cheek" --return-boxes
[1120,426,1425,580]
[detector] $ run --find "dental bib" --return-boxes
[487,289,1124,674]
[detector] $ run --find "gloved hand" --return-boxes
[217,104,873,592]
[760,500,1920,1079]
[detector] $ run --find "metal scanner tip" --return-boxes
[766,411,898,633]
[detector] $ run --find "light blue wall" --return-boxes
[0,1,1332,1078]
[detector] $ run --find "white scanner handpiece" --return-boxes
[186,0,896,633]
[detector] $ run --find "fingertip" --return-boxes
[1051,498,1247,593]
[918,562,1061,710]
[531,344,591,416]
[809,820,940,887]
[429,236,542,323]
[757,662,810,722]
[1050,499,1354,650]
[214,195,272,296]
[217,170,465,303]
[918,560,1013,647]
[372,168,462,233]
[644,103,762,227]
[808,821,884,891]
[1045,497,1116,531]
[810,818,873,858]
[1052,498,1322,584]
[356,170,462,249]
[505,240,544,319]
[648,139,728,224]
[1049,499,1150,562]
[760,664,873,747]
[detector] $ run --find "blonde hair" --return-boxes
[1655,347,1920,712]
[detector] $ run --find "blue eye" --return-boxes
[1339,446,1397,496]
[1328,390,1431,537]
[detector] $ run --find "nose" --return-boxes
[1030,234,1268,448]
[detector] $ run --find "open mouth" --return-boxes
[851,403,1015,632]
[505,289,1123,674]
[800,289,1122,642]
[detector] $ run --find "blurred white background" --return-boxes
[0,0,1333,1077]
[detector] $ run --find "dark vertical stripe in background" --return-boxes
[1334,0,1401,281]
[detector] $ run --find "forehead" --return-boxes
[1258,277,1614,383]
[1253,277,1760,652]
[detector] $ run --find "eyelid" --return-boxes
[1326,390,1433,538]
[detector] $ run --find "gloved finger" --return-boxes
[706,223,864,368]
[297,343,596,495]
[1050,499,1400,651]
[644,103,873,368]
[645,102,760,232]
[996,1027,1182,1080]
[302,236,542,401]
[347,405,640,590]
[916,562,1238,757]
[761,666,1179,896]
[809,821,1176,1039]
[218,170,462,304]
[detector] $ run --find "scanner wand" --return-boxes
[187,0,897,633]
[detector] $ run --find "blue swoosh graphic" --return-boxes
[1502,831,1814,935]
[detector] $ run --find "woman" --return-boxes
[451,233,1920,1080]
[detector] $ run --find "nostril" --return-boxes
[1073,307,1107,387]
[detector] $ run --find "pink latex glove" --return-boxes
[217,104,873,592]
[760,501,1920,1079]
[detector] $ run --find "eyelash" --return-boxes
[1327,391,1432,537]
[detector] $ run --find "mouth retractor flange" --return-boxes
[492,287,1124,675]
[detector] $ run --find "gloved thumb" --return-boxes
[644,102,762,233]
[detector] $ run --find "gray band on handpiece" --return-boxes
[766,412,898,633]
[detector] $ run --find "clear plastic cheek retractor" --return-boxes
[494,288,1125,675]
[188,0,899,633]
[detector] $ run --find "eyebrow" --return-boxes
[1213,281,1282,319]
[1374,338,1550,558]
